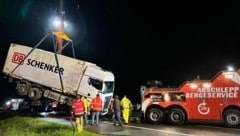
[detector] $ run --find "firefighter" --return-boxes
[121,94,133,124]
[72,95,85,133]
[82,96,90,126]
[90,94,103,126]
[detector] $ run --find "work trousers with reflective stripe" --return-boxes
[122,108,130,124]
[75,115,83,133]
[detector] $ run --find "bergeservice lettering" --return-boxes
[186,87,239,99]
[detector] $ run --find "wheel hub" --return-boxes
[150,112,159,121]
[227,114,239,125]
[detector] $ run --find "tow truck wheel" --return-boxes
[28,87,43,100]
[168,108,186,125]
[146,108,165,124]
[16,82,29,96]
[223,109,240,127]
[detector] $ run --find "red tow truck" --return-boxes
[140,68,240,127]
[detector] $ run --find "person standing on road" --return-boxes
[121,94,133,124]
[109,97,115,121]
[90,93,103,126]
[112,95,123,126]
[82,95,90,126]
[72,94,85,133]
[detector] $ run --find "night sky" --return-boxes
[1,0,240,105]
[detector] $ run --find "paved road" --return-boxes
[41,117,240,136]
[42,117,176,136]
[42,117,147,136]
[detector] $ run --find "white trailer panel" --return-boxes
[3,43,96,95]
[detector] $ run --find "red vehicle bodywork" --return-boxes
[141,69,240,127]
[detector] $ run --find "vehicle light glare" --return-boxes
[164,94,170,102]
[5,101,11,105]
[223,72,234,78]
[203,83,211,88]
[190,83,198,88]
[227,66,235,72]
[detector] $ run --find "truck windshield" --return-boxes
[102,81,114,94]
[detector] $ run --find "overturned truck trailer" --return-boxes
[2,43,114,115]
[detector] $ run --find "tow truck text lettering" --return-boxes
[186,92,238,98]
[197,87,239,93]
[186,87,239,99]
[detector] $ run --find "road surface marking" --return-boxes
[103,122,196,136]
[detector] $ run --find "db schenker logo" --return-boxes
[12,52,26,65]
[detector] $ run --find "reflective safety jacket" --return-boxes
[72,99,84,116]
[121,96,133,109]
[91,96,103,112]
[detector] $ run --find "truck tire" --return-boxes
[223,109,240,127]
[28,87,43,100]
[168,108,186,125]
[16,81,29,96]
[146,108,165,124]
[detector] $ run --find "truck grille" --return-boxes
[102,96,112,115]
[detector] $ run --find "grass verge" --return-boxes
[0,109,102,136]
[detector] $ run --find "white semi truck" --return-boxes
[2,43,115,115]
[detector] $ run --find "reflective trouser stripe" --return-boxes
[76,116,83,133]
[122,108,130,123]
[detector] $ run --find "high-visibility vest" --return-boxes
[121,97,132,109]
[72,100,84,116]
[82,98,90,112]
[91,96,103,112]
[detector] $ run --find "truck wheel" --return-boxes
[146,108,165,124]
[168,108,186,125]
[223,109,240,127]
[28,87,43,100]
[16,82,29,96]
